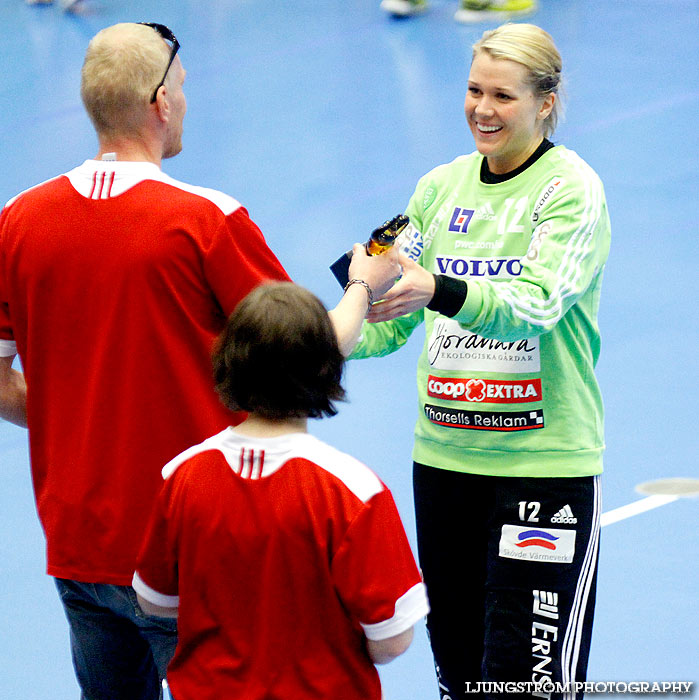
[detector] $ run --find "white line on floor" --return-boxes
[601,494,680,528]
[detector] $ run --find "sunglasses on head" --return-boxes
[138,22,180,103]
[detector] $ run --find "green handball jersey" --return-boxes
[351,146,611,477]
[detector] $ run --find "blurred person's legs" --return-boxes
[454,0,537,23]
[380,0,537,21]
[380,0,429,17]
[56,579,177,700]
[25,0,84,10]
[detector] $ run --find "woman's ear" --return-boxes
[538,92,555,122]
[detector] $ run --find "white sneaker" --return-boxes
[60,0,83,10]
[380,0,428,17]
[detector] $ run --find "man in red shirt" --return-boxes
[0,20,292,700]
[134,282,429,700]
[0,22,400,700]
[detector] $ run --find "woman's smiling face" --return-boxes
[465,51,554,175]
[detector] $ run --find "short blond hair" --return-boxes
[473,23,563,138]
[81,23,174,138]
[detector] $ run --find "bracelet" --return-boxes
[344,278,374,306]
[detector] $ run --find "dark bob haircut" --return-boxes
[213,282,346,420]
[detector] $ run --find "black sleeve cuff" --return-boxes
[426,274,468,317]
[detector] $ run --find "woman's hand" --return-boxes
[367,253,435,323]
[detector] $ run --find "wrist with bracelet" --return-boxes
[344,278,374,307]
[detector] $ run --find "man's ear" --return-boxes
[153,86,170,123]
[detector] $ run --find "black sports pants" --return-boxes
[413,463,601,700]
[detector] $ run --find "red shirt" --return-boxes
[134,429,428,700]
[0,160,290,584]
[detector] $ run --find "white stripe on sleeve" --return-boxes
[361,582,430,641]
[132,571,180,609]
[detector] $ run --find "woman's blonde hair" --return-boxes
[81,23,173,138]
[473,23,564,138]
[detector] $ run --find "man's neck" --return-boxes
[95,139,162,166]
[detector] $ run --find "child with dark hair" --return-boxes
[212,282,346,420]
[133,282,429,700]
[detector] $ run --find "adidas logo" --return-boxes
[473,202,496,221]
[551,505,577,524]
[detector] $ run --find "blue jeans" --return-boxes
[55,578,178,700]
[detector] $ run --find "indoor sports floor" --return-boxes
[1,0,697,697]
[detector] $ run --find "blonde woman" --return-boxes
[351,23,610,698]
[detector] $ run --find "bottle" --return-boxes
[365,214,409,256]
